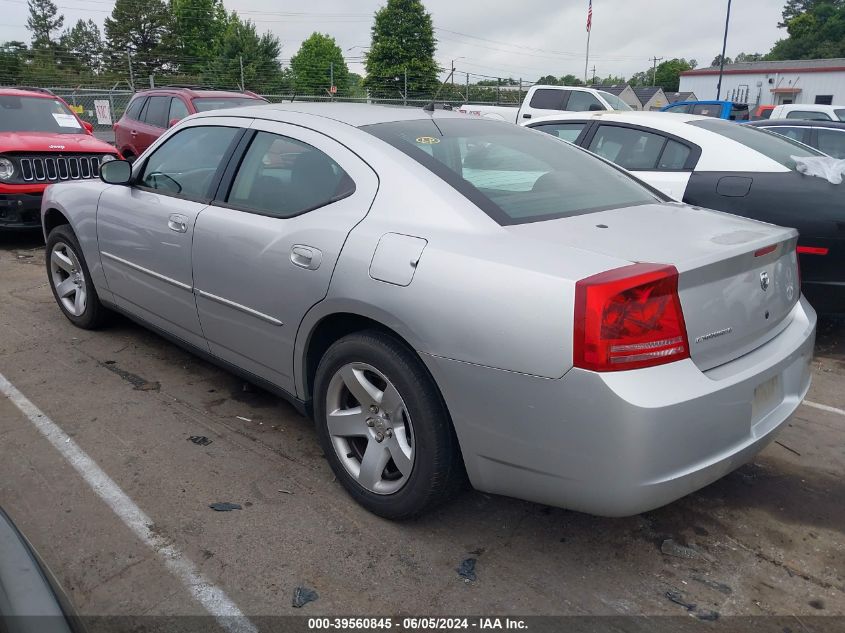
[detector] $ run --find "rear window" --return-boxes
[729,104,749,121]
[836,109,845,122]
[786,110,833,121]
[192,97,265,112]
[528,89,566,110]
[362,118,661,226]
[688,118,823,169]
[0,95,82,134]
[597,91,632,111]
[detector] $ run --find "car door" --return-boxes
[521,88,569,121]
[191,121,379,394]
[97,120,246,349]
[584,124,698,200]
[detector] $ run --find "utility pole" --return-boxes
[239,55,244,92]
[716,0,732,100]
[127,51,134,91]
[650,56,663,86]
[466,72,469,103]
[591,65,597,85]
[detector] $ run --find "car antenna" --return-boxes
[423,66,457,113]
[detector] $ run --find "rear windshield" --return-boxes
[837,109,845,122]
[362,118,661,225]
[688,118,823,169]
[0,95,82,134]
[192,97,266,112]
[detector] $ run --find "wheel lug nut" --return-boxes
[366,418,375,427]
[375,431,384,442]
[385,429,393,438]
[369,405,378,414]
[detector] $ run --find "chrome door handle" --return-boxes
[168,214,188,233]
[290,245,322,270]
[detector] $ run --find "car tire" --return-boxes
[46,225,109,329]
[314,330,465,519]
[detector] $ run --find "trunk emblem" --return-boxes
[760,271,770,292]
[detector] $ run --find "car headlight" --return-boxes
[0,157,14,181]
[100,154,116,164]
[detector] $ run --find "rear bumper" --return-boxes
[0,192,43,229]
[423,297,816,516]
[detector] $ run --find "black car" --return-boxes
[747,119,845,159]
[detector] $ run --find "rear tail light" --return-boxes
[574,263,690,372]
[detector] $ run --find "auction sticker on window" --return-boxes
[415,136,440,144]
[52,113,82,128]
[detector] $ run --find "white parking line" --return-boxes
[0,373,257,633]
[803,400,845,417]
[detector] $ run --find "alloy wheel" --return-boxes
[49,241,87,317]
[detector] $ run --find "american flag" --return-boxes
[586,0,593,32]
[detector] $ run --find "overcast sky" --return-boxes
[2,0,788,80]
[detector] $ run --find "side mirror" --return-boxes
[588,104,604,111]
[100,159,133,185]
[168,118,182,128]
[82,121,94,134]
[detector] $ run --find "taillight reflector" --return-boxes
[574,263,690,372]
[797,246,828,255]
[754,244,777,257]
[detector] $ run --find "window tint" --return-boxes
[764,126,809,144]
[688,118,823,169]
[691,103,722,117]
[567,91,603,112]
[531,122,586,143]
[169,98,190,123]
[140,126,239,199]
[362,119,660,226]
[665,103,691,114]
[124,97,146,121]
[143,96,170,128]
[226,131,355,218]
[588,125,666,170]
[836,109,845,122]
[816,128,845,159]
[529,89,566,110]
[658,140,692,170]
[786,110,832,121]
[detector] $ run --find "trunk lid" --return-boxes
[509,202,800,370]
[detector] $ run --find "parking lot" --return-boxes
[1,229,843,626]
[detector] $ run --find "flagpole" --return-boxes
[584,29,591,84]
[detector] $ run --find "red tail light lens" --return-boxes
[574,263,690,372]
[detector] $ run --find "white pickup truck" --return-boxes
[459,85,631,122]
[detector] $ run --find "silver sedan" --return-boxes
[41,103,816,519]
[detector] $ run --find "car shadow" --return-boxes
[0,229,44,251]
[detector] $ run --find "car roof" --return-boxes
[748,119,845,129]
[0,87,56,99]
[192,101,471,128]
[528,110,709,129]
[775,103,844,111]
[134,87,262,99]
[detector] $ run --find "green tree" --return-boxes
[365,0,438,100]
[60,19,104,74]
[769,0,845,59]
[204,13,286,92]
[560,74,584,85]
[26,0,63,49]
[290,32,349,96]
[104,0,172,81]
[168,0,227,74]
[0,41,27,84]
[653,58,694,92]
[536,74,560,85]
[710,53,732,67]
[734,52,764,62]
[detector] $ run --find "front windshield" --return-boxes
[598,91,633,111]
[0,95,83,134]
[362,118,661,225]
[192,97,266,112]
[688,118,823,169]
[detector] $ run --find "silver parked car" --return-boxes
[42,103,816,519]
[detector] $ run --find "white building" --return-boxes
[679,58,845,107]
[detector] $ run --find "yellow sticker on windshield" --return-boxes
[415,136,441,144]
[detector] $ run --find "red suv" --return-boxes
[114,86,267,161]
[0,87,120,230]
